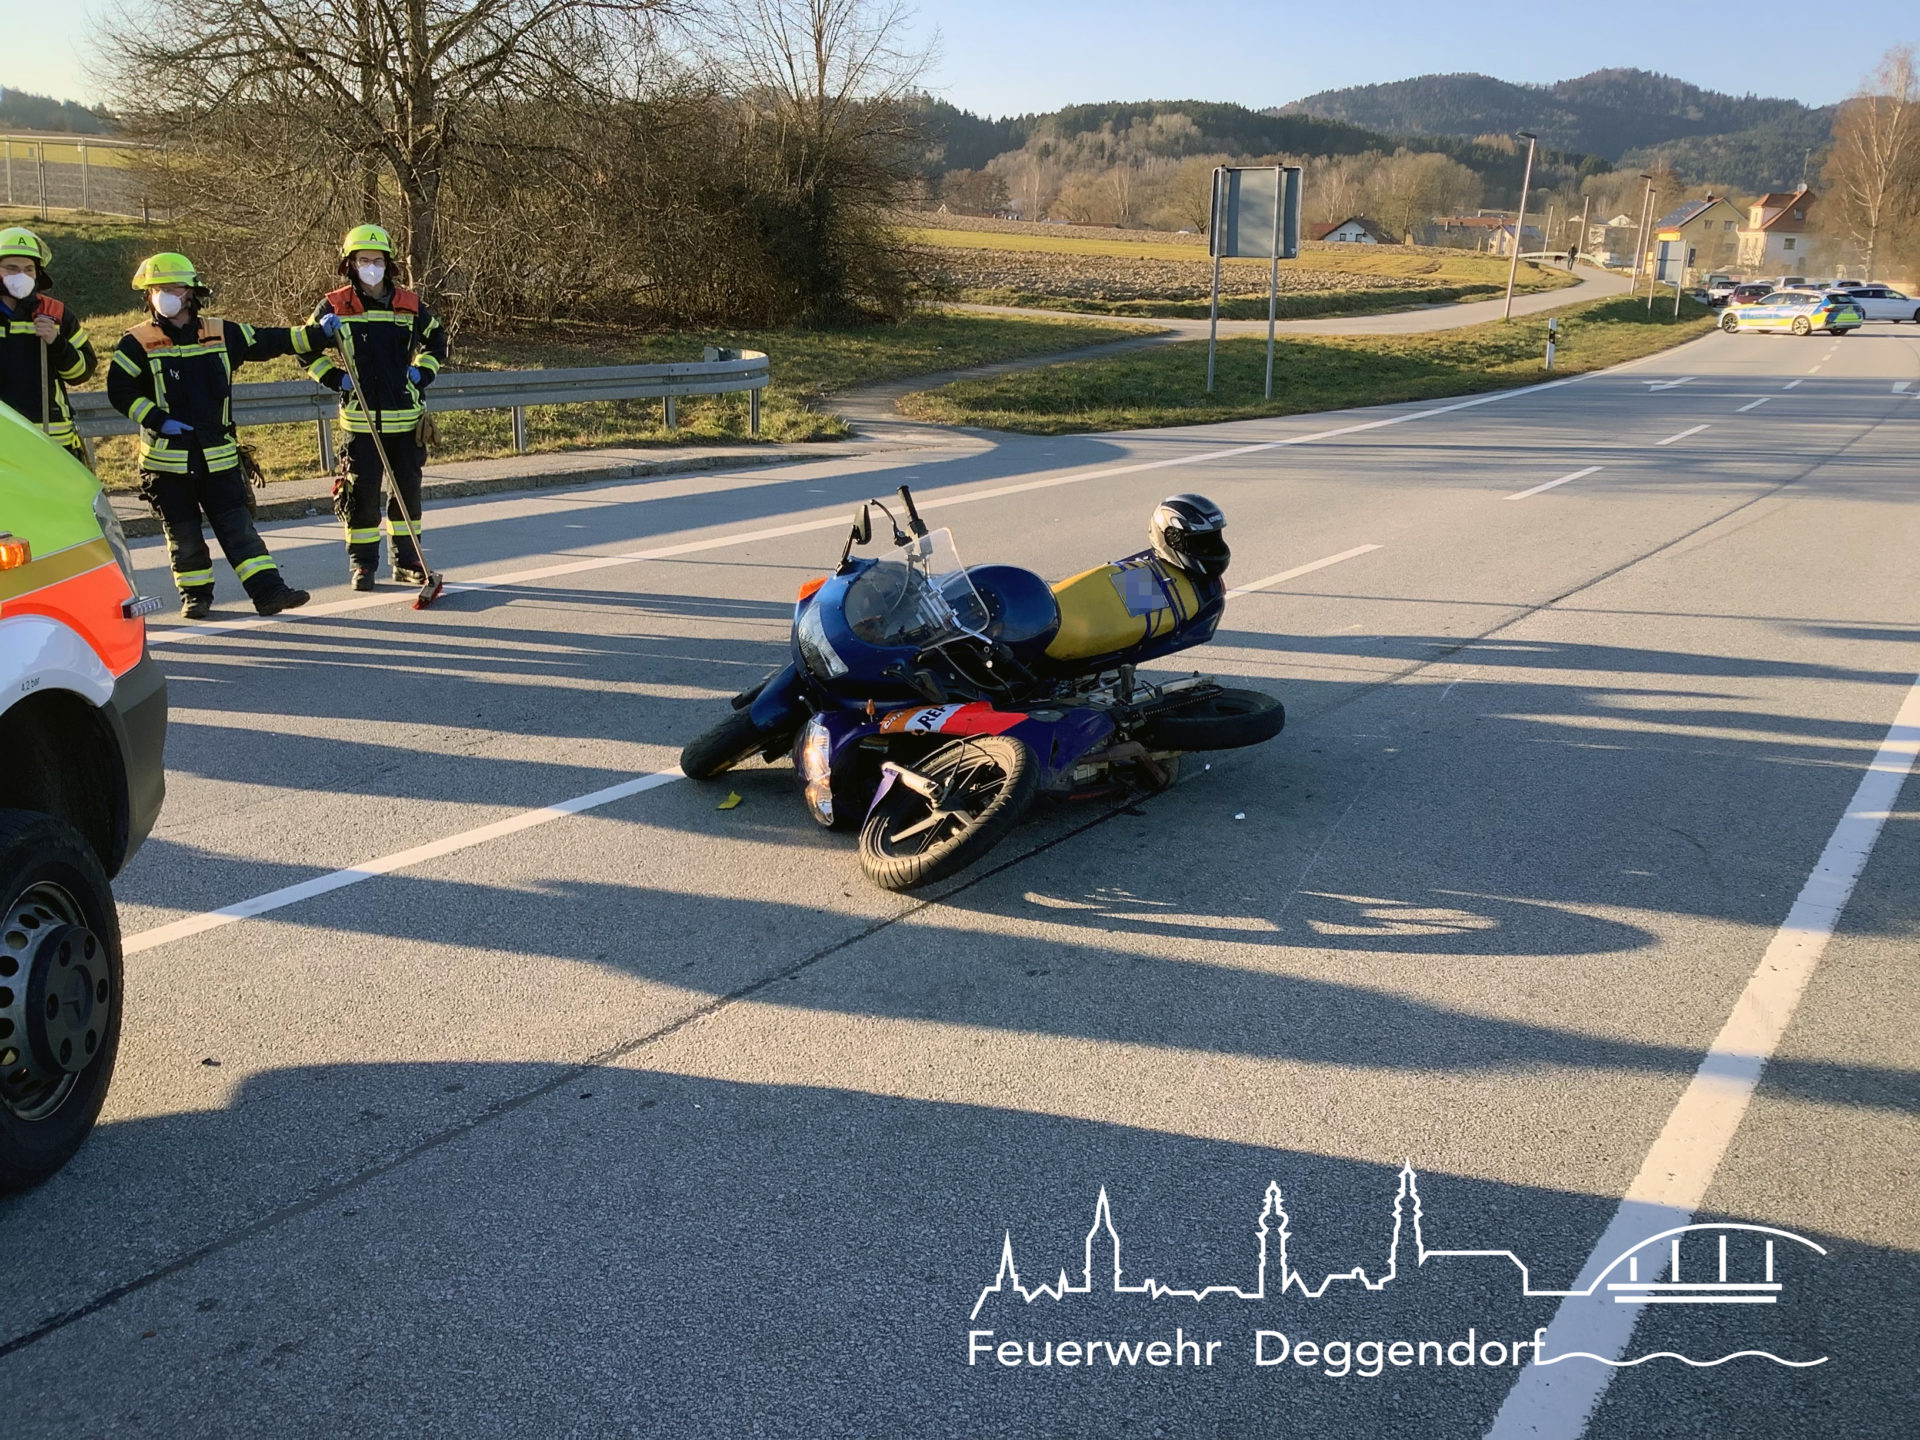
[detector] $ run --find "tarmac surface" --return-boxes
[3,317,1917,1437]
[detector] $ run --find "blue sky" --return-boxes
[7,0,1915,113]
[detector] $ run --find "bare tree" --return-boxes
[94,0,672,290]
[1822,47,1920,281]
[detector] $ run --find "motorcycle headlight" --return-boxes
[797,603,848,680]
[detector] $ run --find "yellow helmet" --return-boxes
[131,252,205,290]
[0,227,50,265]
[341,224,394,258]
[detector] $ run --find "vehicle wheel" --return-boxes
[1137,687,1287,752]
[680,709,792,780]
[859,736,1037,891]
[1720,314,1740,333]
[1790,317,1812,335]
[0,809,122,1193]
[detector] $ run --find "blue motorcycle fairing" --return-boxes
[791,561,940,703]
[748,663,811,732]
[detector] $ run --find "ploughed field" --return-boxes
[905,216,1576,319]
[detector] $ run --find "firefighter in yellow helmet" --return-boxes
[307,224,448,590]
[0,226,95,463]
[106,252,333,620]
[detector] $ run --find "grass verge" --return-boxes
[77,308,1149,490]
[899,295,1717,435]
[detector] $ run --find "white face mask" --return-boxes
[356,261,387,289]
[152,290,185,319]
[2,271,35,300]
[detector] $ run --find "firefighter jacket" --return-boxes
[0,293,95,446]
[106,313,329,475]
[306,283,447,435]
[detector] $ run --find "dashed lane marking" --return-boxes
[1655,425,1711,446]
[1506,466,1603,500]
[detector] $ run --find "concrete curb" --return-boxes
[110,442,889,539]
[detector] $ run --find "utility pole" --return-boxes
[1630,173,1654,298]
[1503,132,1538,321]
[1578,194,1592,264]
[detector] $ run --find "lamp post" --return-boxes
[1502,132,1538,320]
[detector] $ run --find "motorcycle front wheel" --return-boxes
[680,710,792,780]
[859,736,1038,891]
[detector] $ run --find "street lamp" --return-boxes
[1502,131,1538,320]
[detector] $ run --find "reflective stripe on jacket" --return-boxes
[308,284,448,435]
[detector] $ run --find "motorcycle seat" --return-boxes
[1046,556,1201,663]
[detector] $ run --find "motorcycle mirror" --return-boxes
[851,504,873,546]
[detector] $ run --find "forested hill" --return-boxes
[1274,68,1833,187]
[0,88,109,134]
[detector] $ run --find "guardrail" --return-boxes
[69,347,770,467]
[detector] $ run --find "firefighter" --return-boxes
[106,252,331,620]
[308,224,447,590]
[0,226,95,463]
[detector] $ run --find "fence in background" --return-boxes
[2,134,155,218]
[68,349,771,467]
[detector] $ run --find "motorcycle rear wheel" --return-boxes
[681,710,791,780]
[859,736,1037,891]
[1136,687,1285,751]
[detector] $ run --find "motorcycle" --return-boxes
[680,486,1285,890]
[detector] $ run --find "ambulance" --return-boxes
[0,404,166,1189]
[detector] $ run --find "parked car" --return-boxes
[1725,283,1774,308]
[1844,284,1920,322]
[0,411,167,1191]
[1718,290,1864,335]
[1703,276,1742,306]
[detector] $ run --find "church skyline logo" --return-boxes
[971,1163,1829,1369]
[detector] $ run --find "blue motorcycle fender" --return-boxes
[747,664,810,732]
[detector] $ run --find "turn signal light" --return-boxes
[0,533,30,571]
[797,576,827,602]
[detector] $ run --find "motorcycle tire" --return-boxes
[859,736,1038,892]
[1137,687,1286,752]
[0,809,123,1194]
[680,710,791,780]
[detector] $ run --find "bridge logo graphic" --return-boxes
[972,1163,1827,1368]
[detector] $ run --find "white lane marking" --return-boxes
[1486,669,1920,1439]
[1782,379,1804,390]
[1735,398,1771,412]
[147,360,1675,651]
[1642,377,1696,390]
[1655,424,1710,446]
[1227,545,1382,596]
[1506,466,1602,500]
[1806,366,1822,374]
[123,771,684,956]
[1895,381,1911,393]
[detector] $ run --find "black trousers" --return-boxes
[144,455,284,600]
[340,430,425,572]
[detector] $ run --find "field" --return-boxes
[899,294,1718,433]
[906,216,1577,320]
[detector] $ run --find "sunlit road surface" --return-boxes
[4,323,1917,1438]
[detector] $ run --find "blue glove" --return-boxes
[318,313,342,338]
[337,372,354,394]
[158,418,193,437]
[407,366,422,385]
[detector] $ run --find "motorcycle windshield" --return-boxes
[842,528,992,650]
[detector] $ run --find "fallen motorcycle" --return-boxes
[681,487,1284,890]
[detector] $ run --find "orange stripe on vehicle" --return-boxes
[0,559,145,676]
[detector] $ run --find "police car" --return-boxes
[1718,290,1864,336]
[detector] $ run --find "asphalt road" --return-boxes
[4,321,1917,1438]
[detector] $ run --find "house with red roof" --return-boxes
[1737,189,1816,274]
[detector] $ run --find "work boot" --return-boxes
[180,590,213,621]
[351,567,376,592]
[393,566,427,587]
[254,585,311,616]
